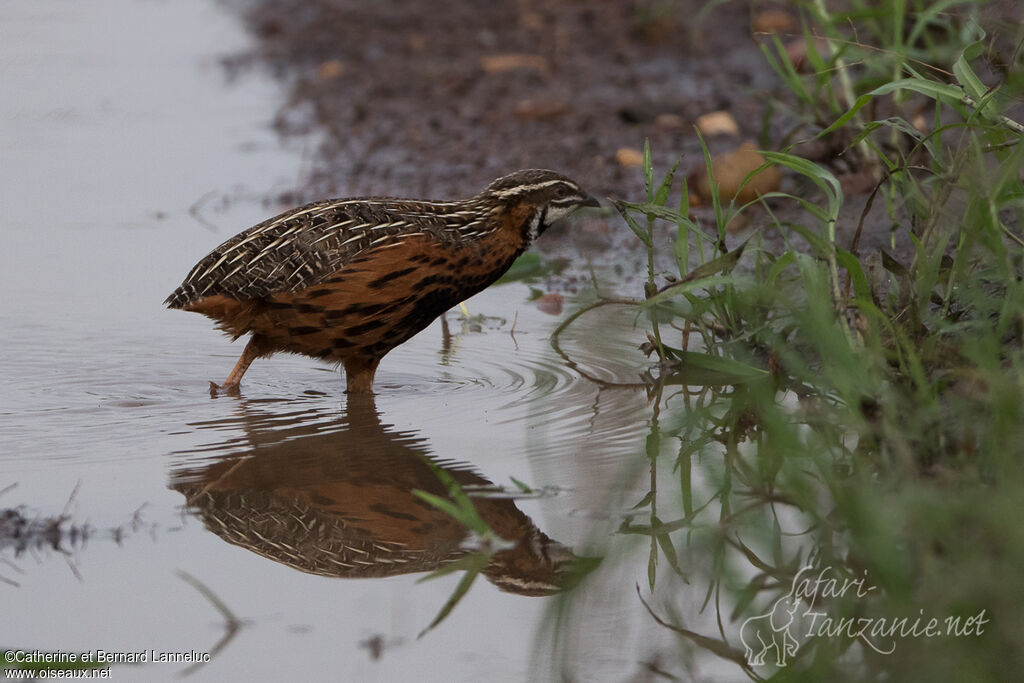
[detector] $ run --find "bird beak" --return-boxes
[579,194,601,209]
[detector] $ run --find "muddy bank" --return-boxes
[217,0,805,292]
[223,0,781,200]
[218,0,1024,275]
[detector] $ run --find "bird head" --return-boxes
[480,169,600,243]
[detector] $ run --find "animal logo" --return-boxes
[739,592,804,667]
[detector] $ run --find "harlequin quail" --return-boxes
[166,169,598,393]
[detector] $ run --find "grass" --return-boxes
[412,461,501,638]
[529,2,1024,680]
[409,2,1023,679]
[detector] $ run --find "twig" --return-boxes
[634,585,756,675]
[176,571,243,677]
[549,297,648,389]
[189,190,221,233]
[960,92,1024,135]
[61,481,82,519]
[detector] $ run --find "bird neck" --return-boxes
[447,196,535,252]
[494,198,543,250]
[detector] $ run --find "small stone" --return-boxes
[408,34,427,52]
[752,10,796,35]
[316,59,345,80]
[696,110,740,136]
[480,53,549,73]
[616,147,644,167]
[519,11,544,32]
[655,113,687,129]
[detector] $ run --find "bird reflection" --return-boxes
[169,396,580,596]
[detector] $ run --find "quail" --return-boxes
[166,169,599,393]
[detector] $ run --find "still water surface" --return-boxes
[0,2,731,681]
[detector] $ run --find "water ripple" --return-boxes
[2,288,655,470]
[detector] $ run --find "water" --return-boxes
[0,2,724,680]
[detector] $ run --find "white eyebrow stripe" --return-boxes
[489,179,575,198]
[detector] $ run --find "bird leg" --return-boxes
[343,357,381,394]
[211,334,267,396]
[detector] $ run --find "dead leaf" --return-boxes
[752,10,796,35]
[514,97,569,121]
[519,11,544,32]
[535,293,564,315]
[838,170,878,197]
[725,212,749,233]
[785,37,831,73]
[696,142,782,204]
[696,111,739,136]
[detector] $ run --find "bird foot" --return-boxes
[209,380,241,398]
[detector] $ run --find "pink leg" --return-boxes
[343,357,381,394]
[212,335,267,396]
